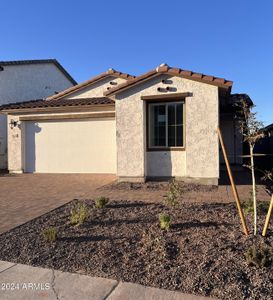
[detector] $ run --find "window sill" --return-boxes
[147,147,185,152]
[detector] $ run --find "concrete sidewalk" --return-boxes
[0,261,216,300]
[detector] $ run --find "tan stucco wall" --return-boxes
[115,74,219,182]
[7,107,115,173]
[66,77,127,99]
[146,151,186,177]
[7,115,23,173]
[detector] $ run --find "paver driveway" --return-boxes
[0,174,116,234]
[0,172,269,234]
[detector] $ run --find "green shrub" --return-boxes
[245,246,273,267]
[159,214,171,230]
[95,196,109,209]
[165,180,180,207]
[42,227,57,243]
[70,203,89,226]
[243,199,269,214]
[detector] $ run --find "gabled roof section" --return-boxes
[104,63,233,96]
[47,68,135,101]
[0,59,77,85]
[0,97,114,112]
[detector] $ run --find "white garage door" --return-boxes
[24,118,116,173]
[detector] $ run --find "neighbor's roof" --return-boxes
[104,63,233,96]
[46,68,135,101]
[228,93,253,106]
[0,97,114,112]
[0,59,77,85]
[264,123,273,132]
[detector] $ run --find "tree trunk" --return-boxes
[250,144,257,235]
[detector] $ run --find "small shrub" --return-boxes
[243,199,269,214]
[165,180,180,207]
[159,214,171,230]
[95,196,109,209]
[245,246,273,267]
[70,203,89,226]
[42,227,57,243]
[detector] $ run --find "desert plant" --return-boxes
[95,196,109,209]
[243,198,269,214]
[236,99,265,235]
[245,246,273,267]
[42,227,57,243]
[165,180,180,207]
[260,169,273,236]
[70,203,89,226]
[159,214,171,230]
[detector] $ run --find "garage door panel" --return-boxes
[24,119,116,173]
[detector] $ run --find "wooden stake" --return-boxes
[262,194,273,236]
[217,127,249,235]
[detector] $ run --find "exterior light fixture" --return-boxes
[9,119,19,129]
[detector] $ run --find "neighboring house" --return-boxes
[267,124,273,169]
[0,64,250,185]
[255,123,273,170]
[0,59,76,169]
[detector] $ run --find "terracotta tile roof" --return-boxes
[0,59,77,85]
[47,68,135,101]
[104,64,233,96]
[0,97,114,111]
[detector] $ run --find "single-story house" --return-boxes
[0,59,76,169]
[255,123,273,170]
[0,64,251,185]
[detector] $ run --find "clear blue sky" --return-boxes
[1,0,272,125]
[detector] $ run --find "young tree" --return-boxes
[261,169,273,236]
[236,99,264,235]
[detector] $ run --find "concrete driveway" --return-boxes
[0,173,116,234]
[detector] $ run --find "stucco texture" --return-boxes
[0,63,74,169]
[115,74,219,181]
[66,77,127,99]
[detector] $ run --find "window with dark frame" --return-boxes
[148,101,184,149]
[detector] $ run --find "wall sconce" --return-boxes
[9,119,19,129]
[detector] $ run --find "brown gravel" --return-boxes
[0,199,272,300]
[100,181,218,193]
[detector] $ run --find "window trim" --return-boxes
[146,100,185,151]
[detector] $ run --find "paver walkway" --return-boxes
[0,261,216,300]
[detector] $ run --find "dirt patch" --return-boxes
[0,199,272,300]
